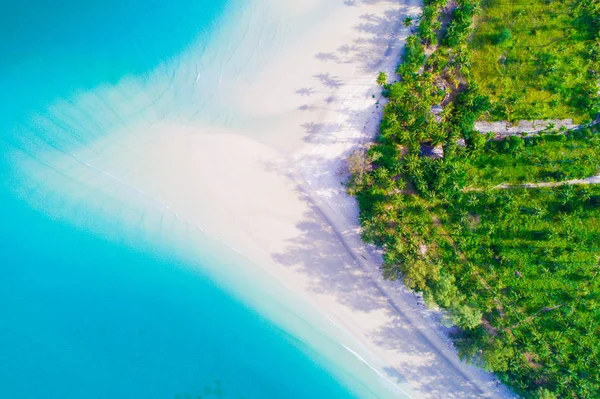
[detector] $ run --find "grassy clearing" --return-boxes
[464,130,600,187]
[470,0,600,123]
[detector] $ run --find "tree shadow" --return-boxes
[296,87,315,96]
[298,104,317,112]
[315,52,341,62]
[295,0,419,146]
[301,122,349,144]
[314,73,346,89]
[269,188,510,398]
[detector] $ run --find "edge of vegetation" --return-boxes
[348,1,600,398]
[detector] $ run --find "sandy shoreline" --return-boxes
[182,1,515,397]
[10,0,516,397]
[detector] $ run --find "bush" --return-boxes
[507,135,525,152]
[467,132,487,151]
[451,304,483,329]
[533,388,557,399]
[493,28,512,45]
[377,71,388,87]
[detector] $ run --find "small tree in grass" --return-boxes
[493,28,512,45]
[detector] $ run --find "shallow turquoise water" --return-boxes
[0,1,363,398]
[0,0,223,125]
[0,192,362,399]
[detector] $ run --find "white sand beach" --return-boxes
[9,0,516,397]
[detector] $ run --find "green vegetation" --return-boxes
[348,0,600,397]
[377,71,388,87]
[447,185,600,397]
[464,130,600,187]
[470,0,600,122]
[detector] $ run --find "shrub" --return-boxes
[493,28,512,45]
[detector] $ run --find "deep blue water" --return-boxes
[0,2,361,398]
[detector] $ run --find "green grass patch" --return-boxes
[464,131,600,187]
[470,0,600,122]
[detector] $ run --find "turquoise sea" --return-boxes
[0,1,378,398]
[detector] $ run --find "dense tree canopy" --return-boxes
[349,1,600,397]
